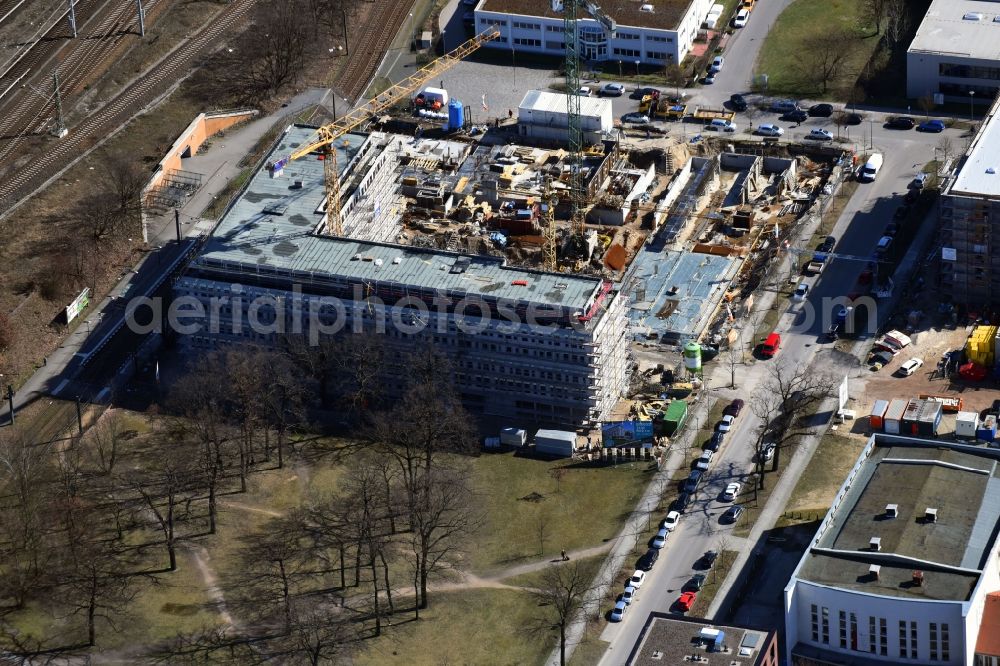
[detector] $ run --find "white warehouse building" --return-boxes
[517,89,614,144]
[473,0,715,67]
[906,0,1000,104]
[784,434,1000,666]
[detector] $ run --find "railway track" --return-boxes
[0,0,257,215]
[339,0,416,100]
[0,0,27,25]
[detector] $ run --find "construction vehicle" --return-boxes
[691,107,737,122]
[283,27,500,235]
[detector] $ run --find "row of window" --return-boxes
[810,606,949,661]
[940,62,1000,81]
[514,37,541,47]
[512,20,540,29]
[613,48,641,58]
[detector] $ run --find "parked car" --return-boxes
[894,204,911,220]
[706,431,724,452]
[682,469,704,493]
[702,73,716,85]
[710,56,725,72]
[729,93,748,111]
[717,414,736,433]
[869,349,894,371]
[696,550,718,570]
[809,103,834,117]
[685,573,707,591]
[819,236,836,252]
[769,99,798,113]
[761,443,776,462]
[807,128,834,141]
[782,109,808,122]
[722,482,742,501]
[600,83,625,97]
[676,591,697,612]
[576,86,592,96]
[637,548,659,571]
[621,586,637,605]
[897,357,924,376]
[733,8,750,27]
[695,450,714,470]
[622,112,651,124]
[610,600,627,622]
[673,492,692,512]
[756,124,784,137]
[918,119,946,132]
[724,399,745,417]
[663,510,680,531]
[904,189,920,204]
[704,119,738,132]
[628,570,647,589]
[910,172,929,189]
[632,86,661,99]
[883,222,899,237]
[722,505,745,524]
[793,282,810,300]
[885,116,916,130]
[877,235,893,251]
[651,527,668,549]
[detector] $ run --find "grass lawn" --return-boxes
[501,554,606,590]
[353,588,549,666]
[755,0,875,99]
[469,452,654,573]
[778,433,864,525]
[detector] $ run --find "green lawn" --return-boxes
[778,433,864,525]
[755,0,876,99]
[469,452,654,573]
[353,588,550,666]
[501,554,606,590]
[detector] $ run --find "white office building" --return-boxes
[172,125,632,427]
[906,0,1000,103]
[517,89,614,144]
[473,0,715,67]
[784,434,1000,665]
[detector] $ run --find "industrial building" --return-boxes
[517,89,614,145]
[173,124,631,427]
[473,0,716,66]
[939,94,1000,306]
[627,613,779,665]
[906,0,1000,103]
[784,434,1000,666]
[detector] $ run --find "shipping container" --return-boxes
[883,398,909,435]
[914,400,943,437]
[661,400,689,436]
[955,411,979,439]
[869,399,889,430]
[535,429,576,457]
[500,427,527,447]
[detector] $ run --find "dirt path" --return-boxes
[187,545,237,630]
[481,543,613,583]
[219,499,284,518]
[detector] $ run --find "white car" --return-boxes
[793,283,809,300]
[601,83,625,96]
[762,443,776,462]
[628,570,647,589]
[663,510,680,531]
[808,128,834,141]
[622,113,651,124]
[651,528,668,549]
[733,8,750,27]
[621,585,637,605]
[710,56,725,72]
[723,482,742,501]
[898,357,924,377]
[611,600,627,622]
[718,414,736,433]
[695,450,714,470]
[577,86,592,96]
[756,124,784,137]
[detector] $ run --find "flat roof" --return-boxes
[479,0,690,32]
[628,613,774,665]
[518,89,611,119]
[947,95,1000,199]
[193,125,604,310]
[796,439,1000,601]
[908,0,1000,60]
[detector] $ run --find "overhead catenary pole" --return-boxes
[174,208,181,240]
[5,385,13,426]
[136,0,145,37]
[52,71,65,135]
[67,0,77,37]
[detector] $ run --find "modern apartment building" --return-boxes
[473,0,715,67]
[784,434,1000,665]
[939,94,1000,306]
[172,124,632,427]
[907,0,1000,103]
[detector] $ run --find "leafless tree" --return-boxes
[330,334,385,416]
[231,515,307,633]
[277,605,353,665]
[535,510,550,557]
[0,311,13,352]
[283,334,339,409]
[884,0,909,45]
[743,104,761,133]
[101,151,146,230]
[525,562,592,666]
[85,410,127,475]
[857,0,889,35]
[799,31,854,94]
[663,62,685,97]
[129,440,196,571]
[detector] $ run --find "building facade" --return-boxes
[473,0,715,67]
[906,0,1000,103]
[172,125,632,427]
[784,434,1000,665]
[939,94,1000,306]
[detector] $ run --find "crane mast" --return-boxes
[563,1,585,238]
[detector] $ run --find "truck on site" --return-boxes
[414,86,449,110]
[691,107,736,122]
[805,252,828,275]
[858,153,883,182]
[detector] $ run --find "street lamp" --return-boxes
[969,90,976,123]
[635,59,641,76]
[341,9,349,56]
[618,59,622,77]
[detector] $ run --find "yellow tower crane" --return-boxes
[284,27,500,235]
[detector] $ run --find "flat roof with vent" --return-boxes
[627,613,776,665]
[793,435,1000,601]
[947,94,1000,200]
[478,0,692,32]
[909,0,1000,62]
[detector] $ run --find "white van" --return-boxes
[859,153,883,182]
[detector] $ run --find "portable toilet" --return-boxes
[446,99,464,132]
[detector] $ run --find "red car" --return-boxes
[677,591,697,612]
